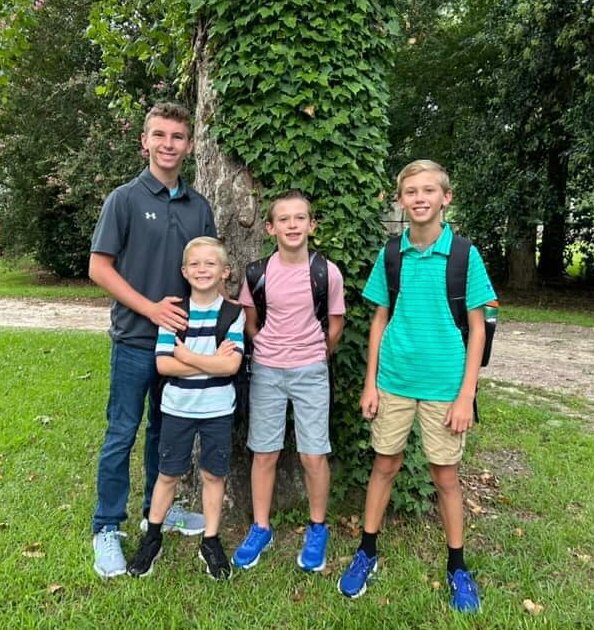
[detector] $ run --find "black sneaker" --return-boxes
[199,537,232,581]
[126,534,162,577]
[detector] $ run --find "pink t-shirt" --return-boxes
[239,252,346,368]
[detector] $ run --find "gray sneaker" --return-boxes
[93,527,127,578]
[140,504,205,536]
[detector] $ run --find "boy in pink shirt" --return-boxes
[232,190,345,572]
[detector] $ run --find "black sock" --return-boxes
[447,545,467,574]
[358,531,378,558]
[202,534,220,545]
[310,520,325,528]
[146,521,163,541]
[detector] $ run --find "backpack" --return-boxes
[245,250,334,413]
[384,234,496,368]
[245,250,329,333]
[158,296,247,422]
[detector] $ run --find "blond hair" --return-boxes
[396,159,451,196]
[182,237,229,267]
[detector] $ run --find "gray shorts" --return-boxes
[247,361,331,455]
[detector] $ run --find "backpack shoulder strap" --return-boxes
[447,235,472,334]
[384,235,402,318]
[309,250,329,334]
[176,294,191,343]
[215,300,243,347]
[245,255,270,329]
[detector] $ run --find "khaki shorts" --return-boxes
[371,390,466,465]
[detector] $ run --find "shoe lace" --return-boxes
[245,525,266,548]
[452,571,477,595]
[306,525,326,551]
[101,530,126,558]
[349,550,373,576]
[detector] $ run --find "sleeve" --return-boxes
[327,261,346,315]
[238,279,255,308]
[203,200,218,238]
[90,188,128,256]
[155,326,176,357]
[361,247,390,308]
[226,310,246,354]
[466,246,498,310]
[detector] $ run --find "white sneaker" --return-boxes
[93,527,127,578]
[140,504,205,536]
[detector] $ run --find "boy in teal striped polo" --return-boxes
[338,160,496,612]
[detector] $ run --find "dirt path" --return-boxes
[0,298,593,401]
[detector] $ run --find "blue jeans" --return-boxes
[92,342,162,533]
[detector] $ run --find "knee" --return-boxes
[253,452,280,470]
[372,453,402,481]
[200,469,224,485]
[299,454,328,474]
[430,464,460,494]
[157,473,179,488]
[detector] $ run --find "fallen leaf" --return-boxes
[36,415,52,425]
[303,105,316,118]
[27,473,37,482]
[576,554,591,563]
[57,504,71,511]
[291,588,305,603]
[514,528,524,537]
[0,522,8,529]
[48,584,64,595]
[349,515,359,525]
[294,526,305,534]
[321,566,333,577]
[22,550,45,558]
[522,599,544,615]
[378,596,390,606]
[431,581,441,590]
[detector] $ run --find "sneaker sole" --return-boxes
[93,563,127,579]
[126,548,162,578]
[336,560,378,599]
[140,518,205,537]
[198,550,233,581]
[297,553,326,572]
[231,536,274,570]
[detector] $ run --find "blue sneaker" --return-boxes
[232,523,273,569]
[93,527,127,578]
[337,549,378,598]
[297,523,329,572]
[448,569,481,613]
[140,504,205,536]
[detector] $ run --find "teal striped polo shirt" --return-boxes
[363,223,497,401]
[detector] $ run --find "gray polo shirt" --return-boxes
[91,167,217,350]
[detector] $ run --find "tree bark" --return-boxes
[506,212,537,290]
[181,18,307,524]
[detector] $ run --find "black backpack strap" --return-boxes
[384,235,402,318]
[309,250,329,334]
[215,300,243,347]
[446,235,471,341]
[245,256,270,330]
[176,294,191,343]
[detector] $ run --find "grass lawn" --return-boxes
[1,330,593,628]
[0,258,105,300]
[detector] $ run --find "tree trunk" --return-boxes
[506,212,537,290]
[538,143,569,282]
[181,18,307,523]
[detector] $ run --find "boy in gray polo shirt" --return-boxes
[89,102,217,578]
[338,160,496,612]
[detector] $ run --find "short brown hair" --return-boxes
[396,159,451,196]
[267,190,313,223]
[144,102,193,136]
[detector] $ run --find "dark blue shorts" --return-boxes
[158,412,234,477]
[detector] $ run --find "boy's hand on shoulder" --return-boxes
[215,340,237,356]
[360,385,379,422]
[444,395,475,434]
[148,297,188,332]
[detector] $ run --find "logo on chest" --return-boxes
[145,212,157,220]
